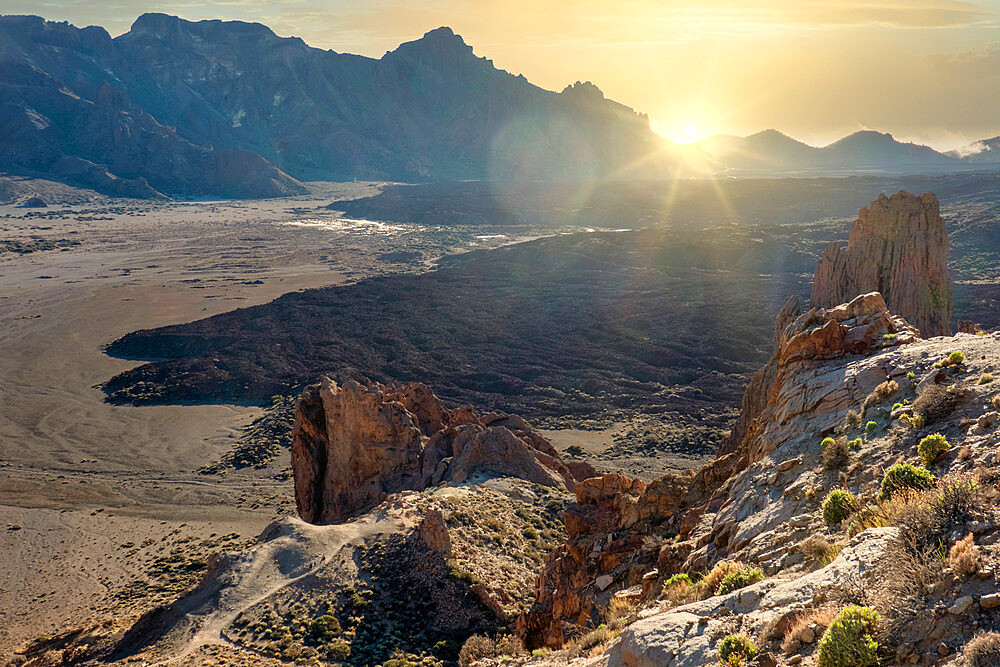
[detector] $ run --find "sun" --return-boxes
[684,123,699,139]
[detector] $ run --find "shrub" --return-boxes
[949,533,980,578]
[992,394,1000,411]
[913,385,963,424]
[900,413,925,429]
[822,437,850,469]
[848,438,862,450]
[700,560,745,598]
[906,371,915,380]
[930,473,984,531]
[845,409,862,429]
[821,437,836,448]
[978,373,994,385]
[458,635,495,667]
[664,573,691,588]
[816,606,880,667]
[878,464,936,501]
[823,490,859,525]
[717,566,764,595]
[863,380,898,411]
[865,420,878,434]
[964,632,1000,667]
[948,350,966,365]
[798,534,842,566]
[718,635,758,665]
[918,433,950,465]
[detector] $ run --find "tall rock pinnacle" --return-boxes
[811,191,953,337]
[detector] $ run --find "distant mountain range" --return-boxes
[0,13,998,199]
[690,128,1000,174]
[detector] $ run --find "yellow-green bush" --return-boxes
[918,433,950,465]
[822,489,859,525]
[817,605,880,667]
[718,634,758,665]
[878,463,936,501]
[716,566,764,595]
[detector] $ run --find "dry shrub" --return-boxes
[822,437,850,470]
[992,394,1000,412]
[663,577,700,607]
[964,632,1000,667]
[700,560,746,599]
[863,380,899,411]
[845,409,862,429]
[948,534,980,578]
[780,607,838,653]
[495,635,526,658]
[459,635,496,667]
[605,595,638,628]
[912,385,962,425]
[565,624,614,658]
[930,473,986,533]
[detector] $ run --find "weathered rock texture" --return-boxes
[292,377,586,524]
[520,292,920,648]
[811,190,953,337]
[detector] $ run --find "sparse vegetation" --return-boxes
[816,605,880,667]
[878,463,936,501]
[718,635,758,665]
[865,420,878,435]
[917,433,950,465]
[978,373,993,385]
[845,409,862,429]
[948,350,966,365]
[822,489,858,526]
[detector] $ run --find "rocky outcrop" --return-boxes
[520,292,919,648]
[811,190,953,337]
[292,377,585,524]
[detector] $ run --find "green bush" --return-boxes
[664,572,692,588]
[822,489,859,525]
[918,433,950,465]
[849,438,863,450]
[865,420,878,434]
[821,437,836,448]
[878,463,936,500]
[816,605,880,667]
[716,566,764,595]
[948,350,966,365]
[718,635,758,665]
[978,373,994,385]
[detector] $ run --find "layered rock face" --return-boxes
[811,190,953,337]
[292,377,586,524]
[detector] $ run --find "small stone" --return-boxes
[595,574,613,591]
[938,642,950,656]
[798,626,815,643]
[980,592,1000,610]
[777,457,801,471]
[784,639,801,654]
[949,595,973,615]
[788,656,803,665]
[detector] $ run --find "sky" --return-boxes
[7,0,1000,150]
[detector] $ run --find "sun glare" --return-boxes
[684,124,698,138]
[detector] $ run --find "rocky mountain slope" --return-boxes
[0,13,671,198]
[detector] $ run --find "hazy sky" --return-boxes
[8,0,1000,149]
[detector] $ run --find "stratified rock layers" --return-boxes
[811,190,952,337]
[292,378,586,524]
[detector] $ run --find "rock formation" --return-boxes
[811,190,953,337]
[519,292,920,648]
[292,377,588,524]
